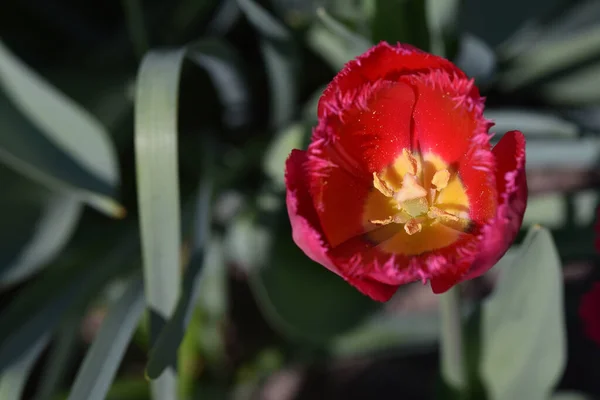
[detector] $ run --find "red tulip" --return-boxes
[580,282,600,345]
[285,42,527,302]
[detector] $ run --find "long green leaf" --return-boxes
[0,230,138,373]
[306,8,372,71]
[0,42,123,217]
[67,277,145,400]
[146,171,214,379]
[237,0,297,129]
[134,49,185,400]
[0,334,49,400]
[486,109,579,138]
[187,39,251,129]
[481,226,565,400]
[0,192,82,286]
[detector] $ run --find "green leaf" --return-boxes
[538,62,600,105]
[372,0,430,52]
[331,312,439,357]
[0,188,82,286]
[0,41,123,217]
[454,34,496,85]
[145,171,214,380]
[0,334,49,400]
[486,109,579,138]
[237,0,297,129]
[551,392,592,400]
[35,314,81,400]
[498,24,600,90]
[134,49,185,400]
[0,231,138,373]
[0,164,80,286]
[480,226,565,400]
[67,277,145,400]
[518,138,600,169]
[426,0,461,57]
[263,122,309,190]
[523,190,598,229]
[187,39,251,129]
[306,8,372,71]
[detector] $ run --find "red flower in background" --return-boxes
[580,282,600,344]
[285,42,527,302]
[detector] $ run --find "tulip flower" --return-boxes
[285,42,527,301]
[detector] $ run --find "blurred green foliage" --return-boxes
[0,0,599,399]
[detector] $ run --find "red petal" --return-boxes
[306,81,416,247]
[463,130,527,281]
[318,42,465,119]
[285,150,400,302]
[346,276,399,302]
[406,71,484,163]
[285,149,339,275]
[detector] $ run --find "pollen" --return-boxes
[363,150,471,254]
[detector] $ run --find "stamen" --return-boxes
[403,149,418,175]
[404,219,422,235]
[373,172,394,197]
[427,206,459,221]
[432,169,450,191]
[369,217,394,226]
[394,173,428,202]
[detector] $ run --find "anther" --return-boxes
[432,169,450,191]
[373,172,394,197]
[403,149,418,175]
[404,219,422,235]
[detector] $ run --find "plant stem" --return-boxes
[439,286,466,391]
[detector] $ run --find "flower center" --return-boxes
[362,149,471,255]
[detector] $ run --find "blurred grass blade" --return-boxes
[146,169,214,379]
[187,39,251,129]
[538,62,600,105]
[481,226,565,400]
[372,0,430,52]
[499,25,600,90]
[68,277,145,400]
[122,0,149,59]
[306,8,372,71]
[0,334,49,400]
[486,109,579,138]
[207,0,241,35]
[425,0,461,57]
[35,314,80,400]
[263,122,308,190]
[454,34,496,85]
[0,41,123,217]
[0,231,137,373]
[196,238,227,368]
[494,136,600,169]
[237,0,297,129]
[0,193,82,286]
[134,50,185,400]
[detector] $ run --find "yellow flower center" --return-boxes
[362,149,471,255]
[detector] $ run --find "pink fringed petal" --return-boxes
[285,149,340,275]
[463,130,527,281]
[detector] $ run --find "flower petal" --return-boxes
[464,130,527,281]
[318,42,464,119]
[285,150,399,302]
[313,80,416,177]
[285,149,339,275]
[345,276,399,302]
